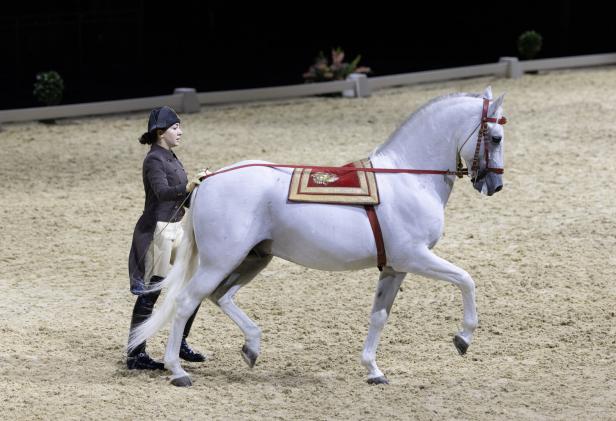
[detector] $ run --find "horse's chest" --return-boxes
[378,186,446,252]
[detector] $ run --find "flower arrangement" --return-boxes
[303,47,371,82]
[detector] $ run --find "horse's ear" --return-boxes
[482,86,493,100]
[488,93,506,116]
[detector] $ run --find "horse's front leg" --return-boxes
[361,267,406,385]
[403,247,478,355]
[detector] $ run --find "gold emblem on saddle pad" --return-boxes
[311,172,339,185]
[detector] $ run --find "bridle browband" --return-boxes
[201,98,507,181]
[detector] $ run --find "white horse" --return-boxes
[129,86,507,386]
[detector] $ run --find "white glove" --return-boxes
[186,168,211,193]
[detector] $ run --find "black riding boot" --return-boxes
[127,276,164,370]
[180,304,206,362]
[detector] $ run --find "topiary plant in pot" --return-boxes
[33,70,64,124]
[517,30,543,60]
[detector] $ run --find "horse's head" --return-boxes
[460,86,506,196]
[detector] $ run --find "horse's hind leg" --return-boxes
[404,247,478,355]
[164,265,231,386]
[209,246,273,368]
[361,267,406,385]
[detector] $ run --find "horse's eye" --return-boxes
[491,136,502,144]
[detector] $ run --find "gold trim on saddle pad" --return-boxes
[288,159,380,205]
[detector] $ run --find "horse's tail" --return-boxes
[127,197,200,352]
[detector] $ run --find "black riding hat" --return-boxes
[147,106,180,133]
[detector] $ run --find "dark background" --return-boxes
[1,1,613,110]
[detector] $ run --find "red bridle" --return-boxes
[466,98,506,179]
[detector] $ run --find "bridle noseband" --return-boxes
[457,98,507,179]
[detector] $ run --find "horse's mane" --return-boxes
[375,92,481,153]
[415,92,480,114]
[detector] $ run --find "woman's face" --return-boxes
[159,123,182,149]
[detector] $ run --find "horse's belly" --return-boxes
[271,203,377,271]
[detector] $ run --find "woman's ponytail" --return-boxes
[139,131,156,145]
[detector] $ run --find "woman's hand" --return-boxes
[186,168,212,193]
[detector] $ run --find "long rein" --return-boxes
[200,100,505,183]
[201,162,465,179]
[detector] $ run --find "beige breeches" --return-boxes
[144,221,184,282]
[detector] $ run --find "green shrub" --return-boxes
[517,30,543,60]
[33,70,64,106]
[303,47,371,82]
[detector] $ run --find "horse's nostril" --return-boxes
[495,185,503,193]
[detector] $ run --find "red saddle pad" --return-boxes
[288,158,379,205]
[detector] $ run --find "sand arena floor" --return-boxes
[1,67,615,420]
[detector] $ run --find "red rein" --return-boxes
[201,98,506,181]
[201,163,462,180]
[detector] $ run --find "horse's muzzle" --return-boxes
[473,170,503,196]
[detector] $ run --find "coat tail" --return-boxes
[127,201,199,352]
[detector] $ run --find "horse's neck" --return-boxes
[370,97,478,204]
[373,98,475,169]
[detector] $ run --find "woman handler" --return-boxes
[127,106,206,370]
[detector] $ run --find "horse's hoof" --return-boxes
[367,376,389,385]
[241,345,258,369]
[170,376,192,387]
[453,334,469,355]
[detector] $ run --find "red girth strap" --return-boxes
[364,205,386,271]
